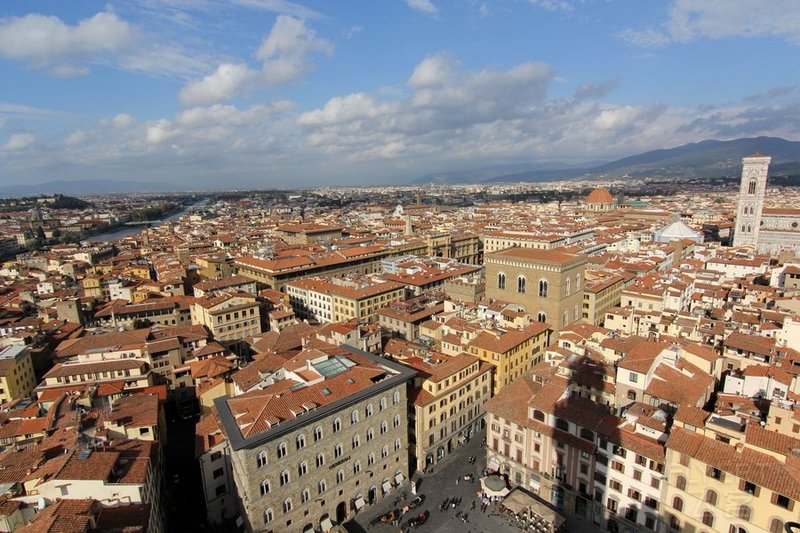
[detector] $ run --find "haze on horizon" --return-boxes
[1,0,800,189]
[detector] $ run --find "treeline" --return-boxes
[0,194,91,211]
[128,203,179,222]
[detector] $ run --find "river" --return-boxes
[87,199,208,242]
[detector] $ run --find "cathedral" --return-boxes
[732,154,800,255]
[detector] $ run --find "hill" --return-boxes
[410,137,800,185]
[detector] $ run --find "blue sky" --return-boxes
[1,0,799,189]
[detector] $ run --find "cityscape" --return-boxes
[2,2,800,533]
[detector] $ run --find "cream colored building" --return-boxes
[191,292,262,343]
[582,272,628,325]
[485,247,587,331]
[0,346,36,404]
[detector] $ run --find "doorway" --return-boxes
[336,501,348,523]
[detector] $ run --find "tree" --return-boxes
[35,226,45,242]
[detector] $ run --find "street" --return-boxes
[347,427,529,533]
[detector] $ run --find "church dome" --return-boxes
[586,188,613,204]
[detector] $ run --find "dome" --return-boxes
[586,188,613,204]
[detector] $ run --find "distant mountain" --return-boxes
[0,179,175,197]
[410,137,800,185]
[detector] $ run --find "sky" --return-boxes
[1,0,799,190]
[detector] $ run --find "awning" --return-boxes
[382,481,392,493]
[303,524,316,532]
[457,435,467,444]
[487,457,500,471]
[355,496,365,510]
[480,475,510,498]
[394,472,404,485]
[320,516,333,533]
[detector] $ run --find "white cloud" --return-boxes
[256,15,333,86]
[344,25,363,39]
[179,16,332,105]
[65,130,88,146]
[527,0,574,12]
[48,65,91,78]
[112,114,134,128]
[3,133,35,151]
[180,63,258,106]
[406,0,438,15]
[409,53,459,88]
[619,0,800,47]
[0,12,135,66]
[229,0,324,20]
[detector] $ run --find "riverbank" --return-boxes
[86,199,208,242]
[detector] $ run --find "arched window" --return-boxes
[497,272,506,290]
[562,311,569,327]
[314,426,323,442]
[257,450,268,468]
[368,452,375,466]
[277,442,287,458]
[316,453,325,468]
[676,475,686,491]
[282,498,292,514]
[260,479,270,496]
[352,435,361,449]
[336,469,345,483]
[280,470,290,486]
[517,275,526,293]
[351,410,359,424]
[365,403,373,417]
[576,274,581,291]
[741,224,746,232]
[537,312,546,323]
[565,277,571,296]
[353,460,362,474]
[332,418,341,433]
[298,461,308,477]
[538,279,548,297]
[264,508,273,524]
[393,414,401,427]
[318,479,327,494]
[738,505,751,520]
[300,488,310,503]
[380,421,388,434]
[747,224,752,233]
[770,519,784,533]
[379,397,387,411]
[702,511,714,527]
[334,444,343,458]
[748,180,757,194]
[532,410,545,421]
[296,434,306,450]
[382,445,389,458]
[393,391,400,404]
[705,489,717,505]
[672,497,683,512]
[367,428,375,441]
[395,437,402,451]
[669,515,680,530]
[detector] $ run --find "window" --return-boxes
[707,466,724,481]
[774,493,792,509]
[264,508,273,525]
[565,278,571,296]
[498,272,506,290]
[318,479,327,494]
[298,461,308,477]
[679,453,690,467]
[380,397,387,411]
[260,479,270,496]
[353,461,361,474]
[538,280,548,297]
[517,276,526,293]
[257,450,268,468]
[366,403,374,417]
[296,434,306,450]
[395,438,402,451]
[394,414,401,428]
[367,428,375,441]
[277,442,287,459]
[672,497,683,512]
[351,410,359,424]
[770,519,784,533]
[280,470,290,486]
[314,426,323,442]
[748,179,757,194]
[380,421,388,435]
[607,498,618,513]
[676,475,686,491]
[382,445,389,459]
[738,505,751,520]
[301,488,310,504]
[316,453,325,468]
[334,444,343,458]
[627,390,637,401]
[705,489,717,506]
[393,391,401,404]
[555,418,568,431]
[702,511,714,527]
[336,470,345,483]
[537,312,546,323]
[629,372,638,383]
[283,498,292,514]
[213,468,224,479]
[352,435,361,449]
[368,452,375,466]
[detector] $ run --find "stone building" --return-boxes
[485,247,587,331]
[214,346,415,532]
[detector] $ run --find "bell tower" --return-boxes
[733,154,770,248]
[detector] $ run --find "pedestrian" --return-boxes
[456,477,459,485]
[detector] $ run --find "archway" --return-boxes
[336,501,348,523]
[368,486,377,505]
